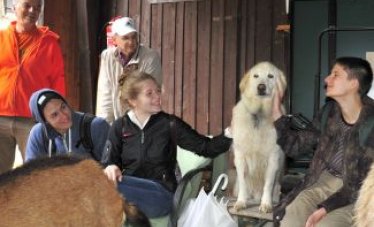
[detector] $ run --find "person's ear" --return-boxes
[128,99,136,108]
[112,35,118,46]
[352,79,360,89]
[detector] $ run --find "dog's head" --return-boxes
[239,62,286,100]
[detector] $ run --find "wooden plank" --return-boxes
[161,3,177,114]
[150,3,162,57]
[44,0,80,110]
[148,0,202,3]
[76,0,93,112]
[86,0,101,109]
[209,0,224,134]
[174,2,184,118]
[272,0,290,112]
[246,0,256,69]
[140,0,152,46]
[272,0,288,71]
[129,0,141,29]
[195,0,211,134]
[182,1,197,128]
[238,0,248,80]
[223,0,238,128]
[116,0,129,16]
[97,0,116,52]
[228,201,273,221]
[255,0,272,62]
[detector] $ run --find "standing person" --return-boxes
[272,57,374,227]
[96,16,162,124]
[0,0,65,173]
[26,89,109,162]
[101,71,232,218]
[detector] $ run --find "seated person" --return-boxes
[272,57,374,227]
[101,71,232,218]
[26,89,109,162]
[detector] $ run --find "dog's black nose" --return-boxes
[257,83,266,95]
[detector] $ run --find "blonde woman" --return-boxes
[102,71,232,218]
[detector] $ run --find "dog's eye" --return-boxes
[268,74,274,79]
[253,74,259,78]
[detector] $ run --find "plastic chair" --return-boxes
[132,146,212,227]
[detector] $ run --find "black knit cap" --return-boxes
[37,91,66,115]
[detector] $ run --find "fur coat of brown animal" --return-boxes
[273,97,374,224]
[0,156,150,227]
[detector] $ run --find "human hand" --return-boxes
[305,207,327,227]
[103,164,123,185]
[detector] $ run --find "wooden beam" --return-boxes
[148,0,202,3]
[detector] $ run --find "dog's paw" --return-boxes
[259,202,273,213]
[233,200,247,211]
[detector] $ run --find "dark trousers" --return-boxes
[117,175,174,218]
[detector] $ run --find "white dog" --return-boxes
[355,162,374,227]
[232,62,286,213]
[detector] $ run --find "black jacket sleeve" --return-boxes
[173,116,232,158]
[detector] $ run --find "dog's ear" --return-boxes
[276,68,287,94]
[239,72,250,94]
[275,68,287,114]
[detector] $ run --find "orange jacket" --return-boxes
[0,22,65,118]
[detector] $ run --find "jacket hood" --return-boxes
[29,88,67,124]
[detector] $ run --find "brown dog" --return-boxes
[0,156,150,227]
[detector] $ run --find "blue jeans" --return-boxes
[117,175,174,218]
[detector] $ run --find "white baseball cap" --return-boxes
[112,17,137,36]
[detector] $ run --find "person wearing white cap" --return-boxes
[96,17,162,124]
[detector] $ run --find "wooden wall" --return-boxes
[44,0,289,135]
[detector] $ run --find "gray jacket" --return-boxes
[96,46,162,124]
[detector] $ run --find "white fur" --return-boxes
[355,163,374,227]
[232,62,286,213]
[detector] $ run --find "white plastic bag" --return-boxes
[178,174,238,227]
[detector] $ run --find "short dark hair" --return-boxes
[335,57,373,97]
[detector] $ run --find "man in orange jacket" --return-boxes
[0,0,65,174]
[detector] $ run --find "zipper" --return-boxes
[141,131,144,144]
[139,130,145,171]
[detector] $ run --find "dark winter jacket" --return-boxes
[101,111,232,192]
[273,97,374,223]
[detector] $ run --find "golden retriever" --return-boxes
[232,62,286,213]
[0,156,150,227]
[355,162,374,227]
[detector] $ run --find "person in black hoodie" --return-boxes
[101,71,232,218]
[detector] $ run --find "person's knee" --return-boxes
[316,212,353,227]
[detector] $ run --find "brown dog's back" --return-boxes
[0,156,128,227]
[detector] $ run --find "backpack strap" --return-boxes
[75,113,96,160]
[80,113,95,150]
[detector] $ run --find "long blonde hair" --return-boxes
[119,71,160,109]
